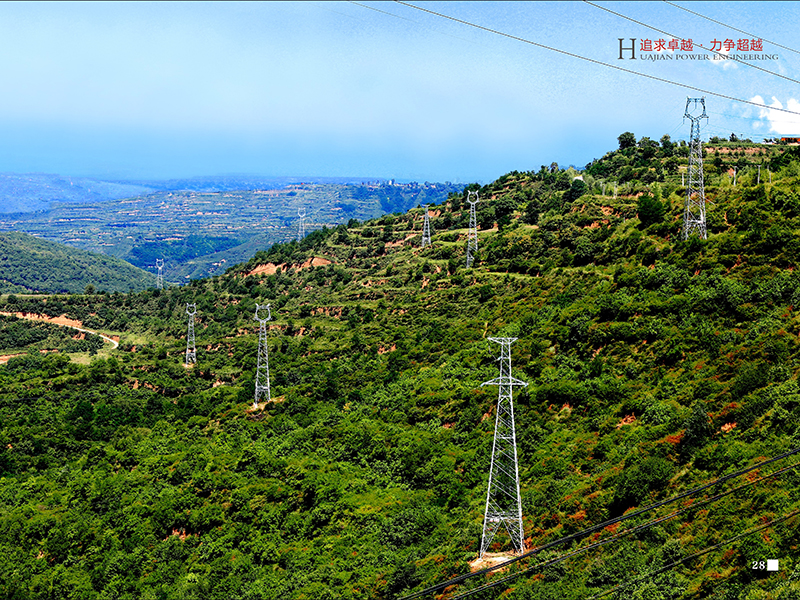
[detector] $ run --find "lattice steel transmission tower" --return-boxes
[156,259,164,290]
[480,337,527,557]
[466,191,479,268]
[683,97,709,240]
[185,303,197,365]
[297,208,306,243]
[253,303,272,408]
[421,204,432,248]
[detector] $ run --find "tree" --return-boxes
[564,179,588,204]
[618,131,636,150]
[638,136,658,161]
[664,156,679,174]
[554,170,572,191]
[660,134,674,156]
[477,206,496,229]
[494,197,516,231]
[613,456,673,510]
[523,199,541,224]
[637,193,666,227]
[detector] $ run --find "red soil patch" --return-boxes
[245,256,332,277]
[0,311,83,328]
[711,146,767,156]
[616,414,636,428]
[468,552,517,573]
[585,219,610,229]
[665,431,684,445]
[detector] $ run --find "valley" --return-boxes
[0,181,463,282]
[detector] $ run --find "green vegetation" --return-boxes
[0,315,104,355]
[0,232,154,293]
[1,138,800,599]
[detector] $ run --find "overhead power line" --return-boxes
[388,1,800,117]
[399,446,800,599]
[447,459,800,599]
[589,508,800,599]
[584,1,800,87]
[664,0,800,57]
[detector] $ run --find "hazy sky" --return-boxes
[0,1,798,182]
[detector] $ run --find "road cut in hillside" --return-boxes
[0,311,120,349]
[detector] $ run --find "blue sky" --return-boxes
[0,1,798,183]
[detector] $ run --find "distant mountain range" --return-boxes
[0,173,393,214]
[0,173,155,214]
[112,175,389,193]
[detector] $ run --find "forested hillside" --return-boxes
[0,231,154,294]
[1,136,800,599]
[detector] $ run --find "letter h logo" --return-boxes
[619,38,636,59]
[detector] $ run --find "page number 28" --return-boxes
[752,560,779,571]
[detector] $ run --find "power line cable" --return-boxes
[348,1,486,46]
[399,445,800,599]
[349,0,416,22]
[583,1,800,88]
[388,1,800,118]
[666,119,685,137]
[664,0,800,57]
[446,460,800,599]
[589,508,800,599]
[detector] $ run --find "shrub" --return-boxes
[613,456,674,510]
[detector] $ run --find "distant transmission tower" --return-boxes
[254,303,272,408]
[466,191,479,268]
[297,208,306,242]
[683,97,709,240]
[185,303,197,365]
[480,337,527,557]
[156,259,164,290]
[421,204,432,248]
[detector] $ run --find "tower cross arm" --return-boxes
[254,303,272,322]
[481,376,528,388]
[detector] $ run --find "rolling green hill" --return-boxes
[1,136,800,600]
[0,231,154,293]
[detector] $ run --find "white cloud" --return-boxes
[709,47,737,70]
[751,95,800,134]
